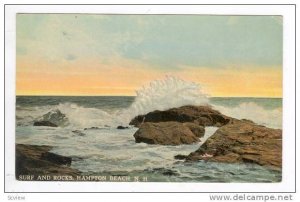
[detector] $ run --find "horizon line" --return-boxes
[15,95,283,99]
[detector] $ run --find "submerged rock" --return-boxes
[117,126,129,129]
[34,109,69,127]
[133,121,204,145]
[33,121,58,127]
[174,154,188,160]
[84,126,101,130]
[186,120,282,169]
[16,144,81,179]
[145,167,179,176]
[130,105,232,127]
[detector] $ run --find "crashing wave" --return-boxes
[117,76,209,124]
[212,102,282,129]
[16,76,282,129]
[35,109,69,127]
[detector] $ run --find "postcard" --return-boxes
[4,4,296,194]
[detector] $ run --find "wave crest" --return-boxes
[16,76,282,129]
[118,76,209,123]
[213,102,282,129]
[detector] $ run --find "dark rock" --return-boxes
[130,104,281,169]
[183,122,205,137]
[129,105,232,127]
[117,126,129,129]
[33,121,58,127]
[162,169,179,176]
[35,109,69,127]
[150,168,179,176]
[16,144,80,179]
[186,120,282,169]
[84,126,101,130]
[174,154,188,160]
[133,121,200,145]
[41,152,72,165]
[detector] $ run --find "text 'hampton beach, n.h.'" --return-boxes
[18,175,148,182]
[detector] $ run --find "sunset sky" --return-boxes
[16,14,282,97]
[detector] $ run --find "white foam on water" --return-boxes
[56,103,116,128]
[117,75,209,124]
[16,76,282,130]
[15,76,282,182]
[16,125,218,173]
[17,76,210,128]
[213,102,282,129]
[16,105,56,126]
[16,123,281,182]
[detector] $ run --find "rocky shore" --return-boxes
[18,105,281,179]
[134,121,205,145]
[130,105,233,127]
[130,105,282,169]
[186,120,282,169]
[16,144,81,179]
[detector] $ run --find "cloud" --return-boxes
[17,14,282,69]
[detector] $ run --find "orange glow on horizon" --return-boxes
[16,57,282,97]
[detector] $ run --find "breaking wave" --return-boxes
[16,76,282,129]
[117,76,209,124]
[213,102,282,129]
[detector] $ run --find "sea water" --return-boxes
[15,77,282,182]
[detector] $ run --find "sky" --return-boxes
[16,14,282,97]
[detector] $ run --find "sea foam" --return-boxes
[16,76,282,129]
[213,102,282,129]
[117,75,209,124]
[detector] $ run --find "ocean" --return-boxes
[15,95,282,182]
